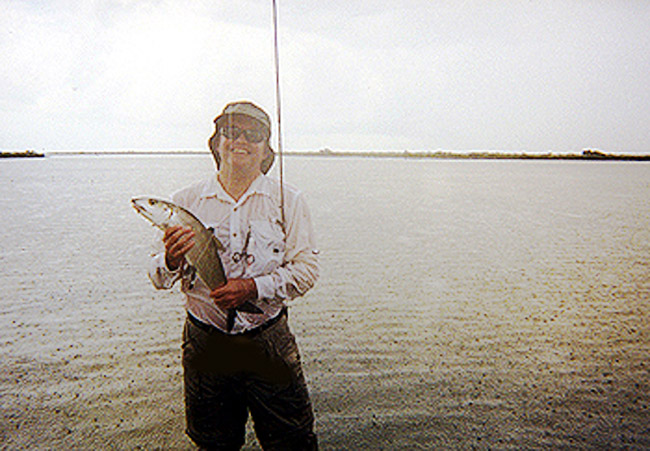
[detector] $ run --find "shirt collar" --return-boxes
[199,173,274,204]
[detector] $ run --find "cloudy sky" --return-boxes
[2,0,649,153]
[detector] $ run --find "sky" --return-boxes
[1,0,649,153]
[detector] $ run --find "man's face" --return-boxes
[216,114,269,174]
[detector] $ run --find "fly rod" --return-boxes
[271,0,286,229]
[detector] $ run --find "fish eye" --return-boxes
[148,199,156,206]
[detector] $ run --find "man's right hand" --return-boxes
[163,225,195,270]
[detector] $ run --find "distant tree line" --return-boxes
[0,150,45,158]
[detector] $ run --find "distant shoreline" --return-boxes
[39,149,650,161]
[0,150,45,159]
[298,149,650,161]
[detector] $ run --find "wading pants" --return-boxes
[182,310,317,450]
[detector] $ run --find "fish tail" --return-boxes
[226,309,236,332]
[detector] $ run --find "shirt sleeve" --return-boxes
[253,192,319,302]
[149,251,182,289]
[147,219,182,290]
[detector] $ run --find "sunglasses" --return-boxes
[219,125,268,144]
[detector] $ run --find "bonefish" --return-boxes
[131,197,263,330]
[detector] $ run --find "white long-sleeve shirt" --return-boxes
[149,173,319,334]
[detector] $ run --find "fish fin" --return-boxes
[236,301,264,314]
[211,234,226,252]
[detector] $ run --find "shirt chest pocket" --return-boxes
[249,219,286,272]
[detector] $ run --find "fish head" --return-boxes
[131,197,176,229]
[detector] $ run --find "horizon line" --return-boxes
[5,149,649,161]
[19,147,650,156]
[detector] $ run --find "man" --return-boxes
[148,101,319,449]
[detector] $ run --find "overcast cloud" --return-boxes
[1,0,649,153]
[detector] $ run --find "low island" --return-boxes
[0,150,45,159]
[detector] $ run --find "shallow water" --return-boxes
[1,155,649,449]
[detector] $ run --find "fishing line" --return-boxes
[271,0,286,230]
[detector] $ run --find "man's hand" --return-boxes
[210,278,258,310]
[163,226,195,270]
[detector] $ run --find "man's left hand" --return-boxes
[210,278,257,309]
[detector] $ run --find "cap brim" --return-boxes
[214,113,270,133]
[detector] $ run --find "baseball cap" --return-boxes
[214,101,271,132]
